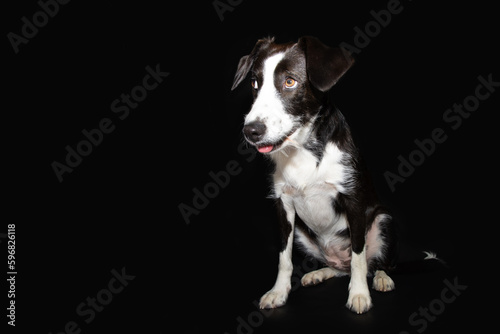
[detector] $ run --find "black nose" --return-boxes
[243,121,267,143]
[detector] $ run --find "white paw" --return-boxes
[259,289,289,309]
[301,267,336,286]
[372,270,395,292]
[346,293,372,314]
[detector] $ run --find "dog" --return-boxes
[231,36,397,314]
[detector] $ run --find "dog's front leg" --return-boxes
[259,196,295,309]
[345,209,372,314]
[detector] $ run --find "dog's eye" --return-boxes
[251,79,259,90]
[284,78,298,89]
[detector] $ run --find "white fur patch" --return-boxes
[259,196,295,309]
[423,250,446,265]
[423,251,438,260]
[273,142,350,239]
[244,52,297,144]
[346,248,372,314]
[372,270,395,292]
[301,267,341,286]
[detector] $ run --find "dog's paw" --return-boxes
[301,267,336,286]
[346,293,372,314]
[372,270,395,292]
[259,289,289,309]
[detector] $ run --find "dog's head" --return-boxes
[232,36,354,154]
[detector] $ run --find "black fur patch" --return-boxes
[276,198,292,252]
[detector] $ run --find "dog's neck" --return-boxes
[269,104,357,168]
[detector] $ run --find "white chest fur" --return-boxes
[272,142,351,236]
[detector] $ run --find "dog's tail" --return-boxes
[421,250,445,263]
[391,247,448,275]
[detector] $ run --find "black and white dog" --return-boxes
[231,36,397,314]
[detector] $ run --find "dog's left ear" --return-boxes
[298,36,355,92]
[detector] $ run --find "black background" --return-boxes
[4,0,497,333]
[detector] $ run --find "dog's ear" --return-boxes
[298,36,354,92]
[231,37,275,91]
[231,54,253,91]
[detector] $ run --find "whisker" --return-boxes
[285,137,300,147]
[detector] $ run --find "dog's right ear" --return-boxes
[231,37,275,91]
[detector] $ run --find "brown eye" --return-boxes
[284,78,297,89]
[251,79,259,89]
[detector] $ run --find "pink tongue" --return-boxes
[257,145,273,153]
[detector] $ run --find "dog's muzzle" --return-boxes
[243,121,266,143]
[242,121,275,153]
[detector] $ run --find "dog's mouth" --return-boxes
[254,127,299,154]
[257,145,274,153]
[255,138,288,153]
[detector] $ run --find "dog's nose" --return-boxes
[243,121,267,143]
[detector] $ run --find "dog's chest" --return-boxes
[273,143,349,234]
